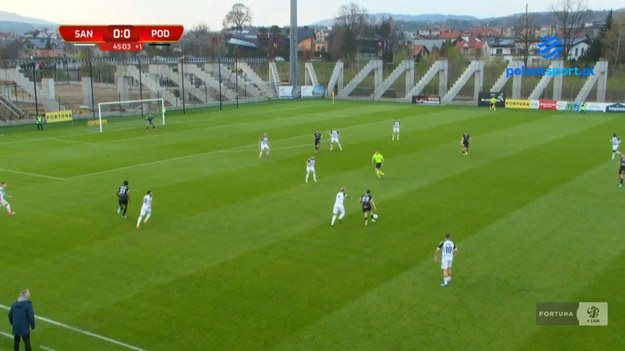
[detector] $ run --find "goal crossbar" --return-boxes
[97,98,165,133]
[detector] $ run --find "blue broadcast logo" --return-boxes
[538,35,563,60]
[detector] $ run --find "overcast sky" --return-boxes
[3,0,621,29]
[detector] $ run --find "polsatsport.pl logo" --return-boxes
[506,65,595,78]
[538,35,563,60]
[506,34,595,78]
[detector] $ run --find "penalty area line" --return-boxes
[0,168,64,181]
[0,305,147,351]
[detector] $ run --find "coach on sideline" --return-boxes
[8,289,35,351]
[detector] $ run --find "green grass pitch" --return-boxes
[0,100,623,350]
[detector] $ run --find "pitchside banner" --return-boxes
[411,95,441,104]
[505,99,531,109]
[477,92,505,107]
[45,110,73,123]
[536,302,608,326]
[279,86,295,99]
[301,85,325,98]
[606,103,625,113]
[538,100,558,110]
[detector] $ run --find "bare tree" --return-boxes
[223,3,253,31]
[550,0,588,60]
[516,4,536,67]
[179,24,213,56]
[604,13,625,68]
[331,2,371,63]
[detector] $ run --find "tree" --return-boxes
[330,2,371,63]
[603,13,625,67]
[223,3,253,31]
[180,24,212,56]
[550,0,588,60]
[375,17,399,62]
[582,10,611,63]
[516,5,537,67]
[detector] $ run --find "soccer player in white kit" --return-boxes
[259,132,270,159]
[611,133,621,160]
[305,156,317,183]
[392,119,400,140]
[136,190,152,230]
[329,128,342,151]
[331,187,347,226]
[434,233,457,287]
[0,182,15,216]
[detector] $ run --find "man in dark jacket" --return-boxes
[8,289,35,351]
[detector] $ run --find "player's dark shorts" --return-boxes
[119,199,128,207]
[315,139,321,146]
[362,205,371,212]
[463,142,469,148]
[375,162,382,169]
[619,166,625,175]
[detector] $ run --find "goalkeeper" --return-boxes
[146,113,156,132]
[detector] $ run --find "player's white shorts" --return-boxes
[333,204,345,215]
[331,137,339,143]
[613,146,619,152]
[140,207,152,217]
[393,127,400,133]
[1,199,7,206]
[441,258,453,270]
[261,144,270,152]
[306,166,315,174]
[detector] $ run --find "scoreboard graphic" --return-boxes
[59,25,184,51]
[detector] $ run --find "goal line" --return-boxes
[97,98,165,133]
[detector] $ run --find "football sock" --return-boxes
[123,206,128,216]
[144,214,151,223]
[331,215,336,226]
[136,217,142,227]
[117,207,121,213]
[620,179,623,184]
[6,205,11,212]
[339,213,345,220]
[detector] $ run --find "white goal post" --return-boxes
[97,98,165,133]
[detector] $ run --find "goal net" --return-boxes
[96,98,165,133]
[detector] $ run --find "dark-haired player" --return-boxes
[360,189,377,226]
[461,131,470,156]
[314,129,322,152]
[117,180,130,218]
[619,154,625,188]
[146,114,156,132]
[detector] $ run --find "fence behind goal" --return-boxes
[96,98,165,133]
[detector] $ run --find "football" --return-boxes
[372,214,378,220]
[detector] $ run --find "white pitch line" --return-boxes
[0,330,13,338]
[0,305,146,351]
[0,168,65,181]
[41,346,58,351]
[65,142,311,180]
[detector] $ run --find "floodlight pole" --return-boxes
[181,48,186,114]
[88,49,96,119]
[290,0,298,96]
[218,56,223,110]
[137,55,144,118]
[235,55,239,108]
[30,57,39,118]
